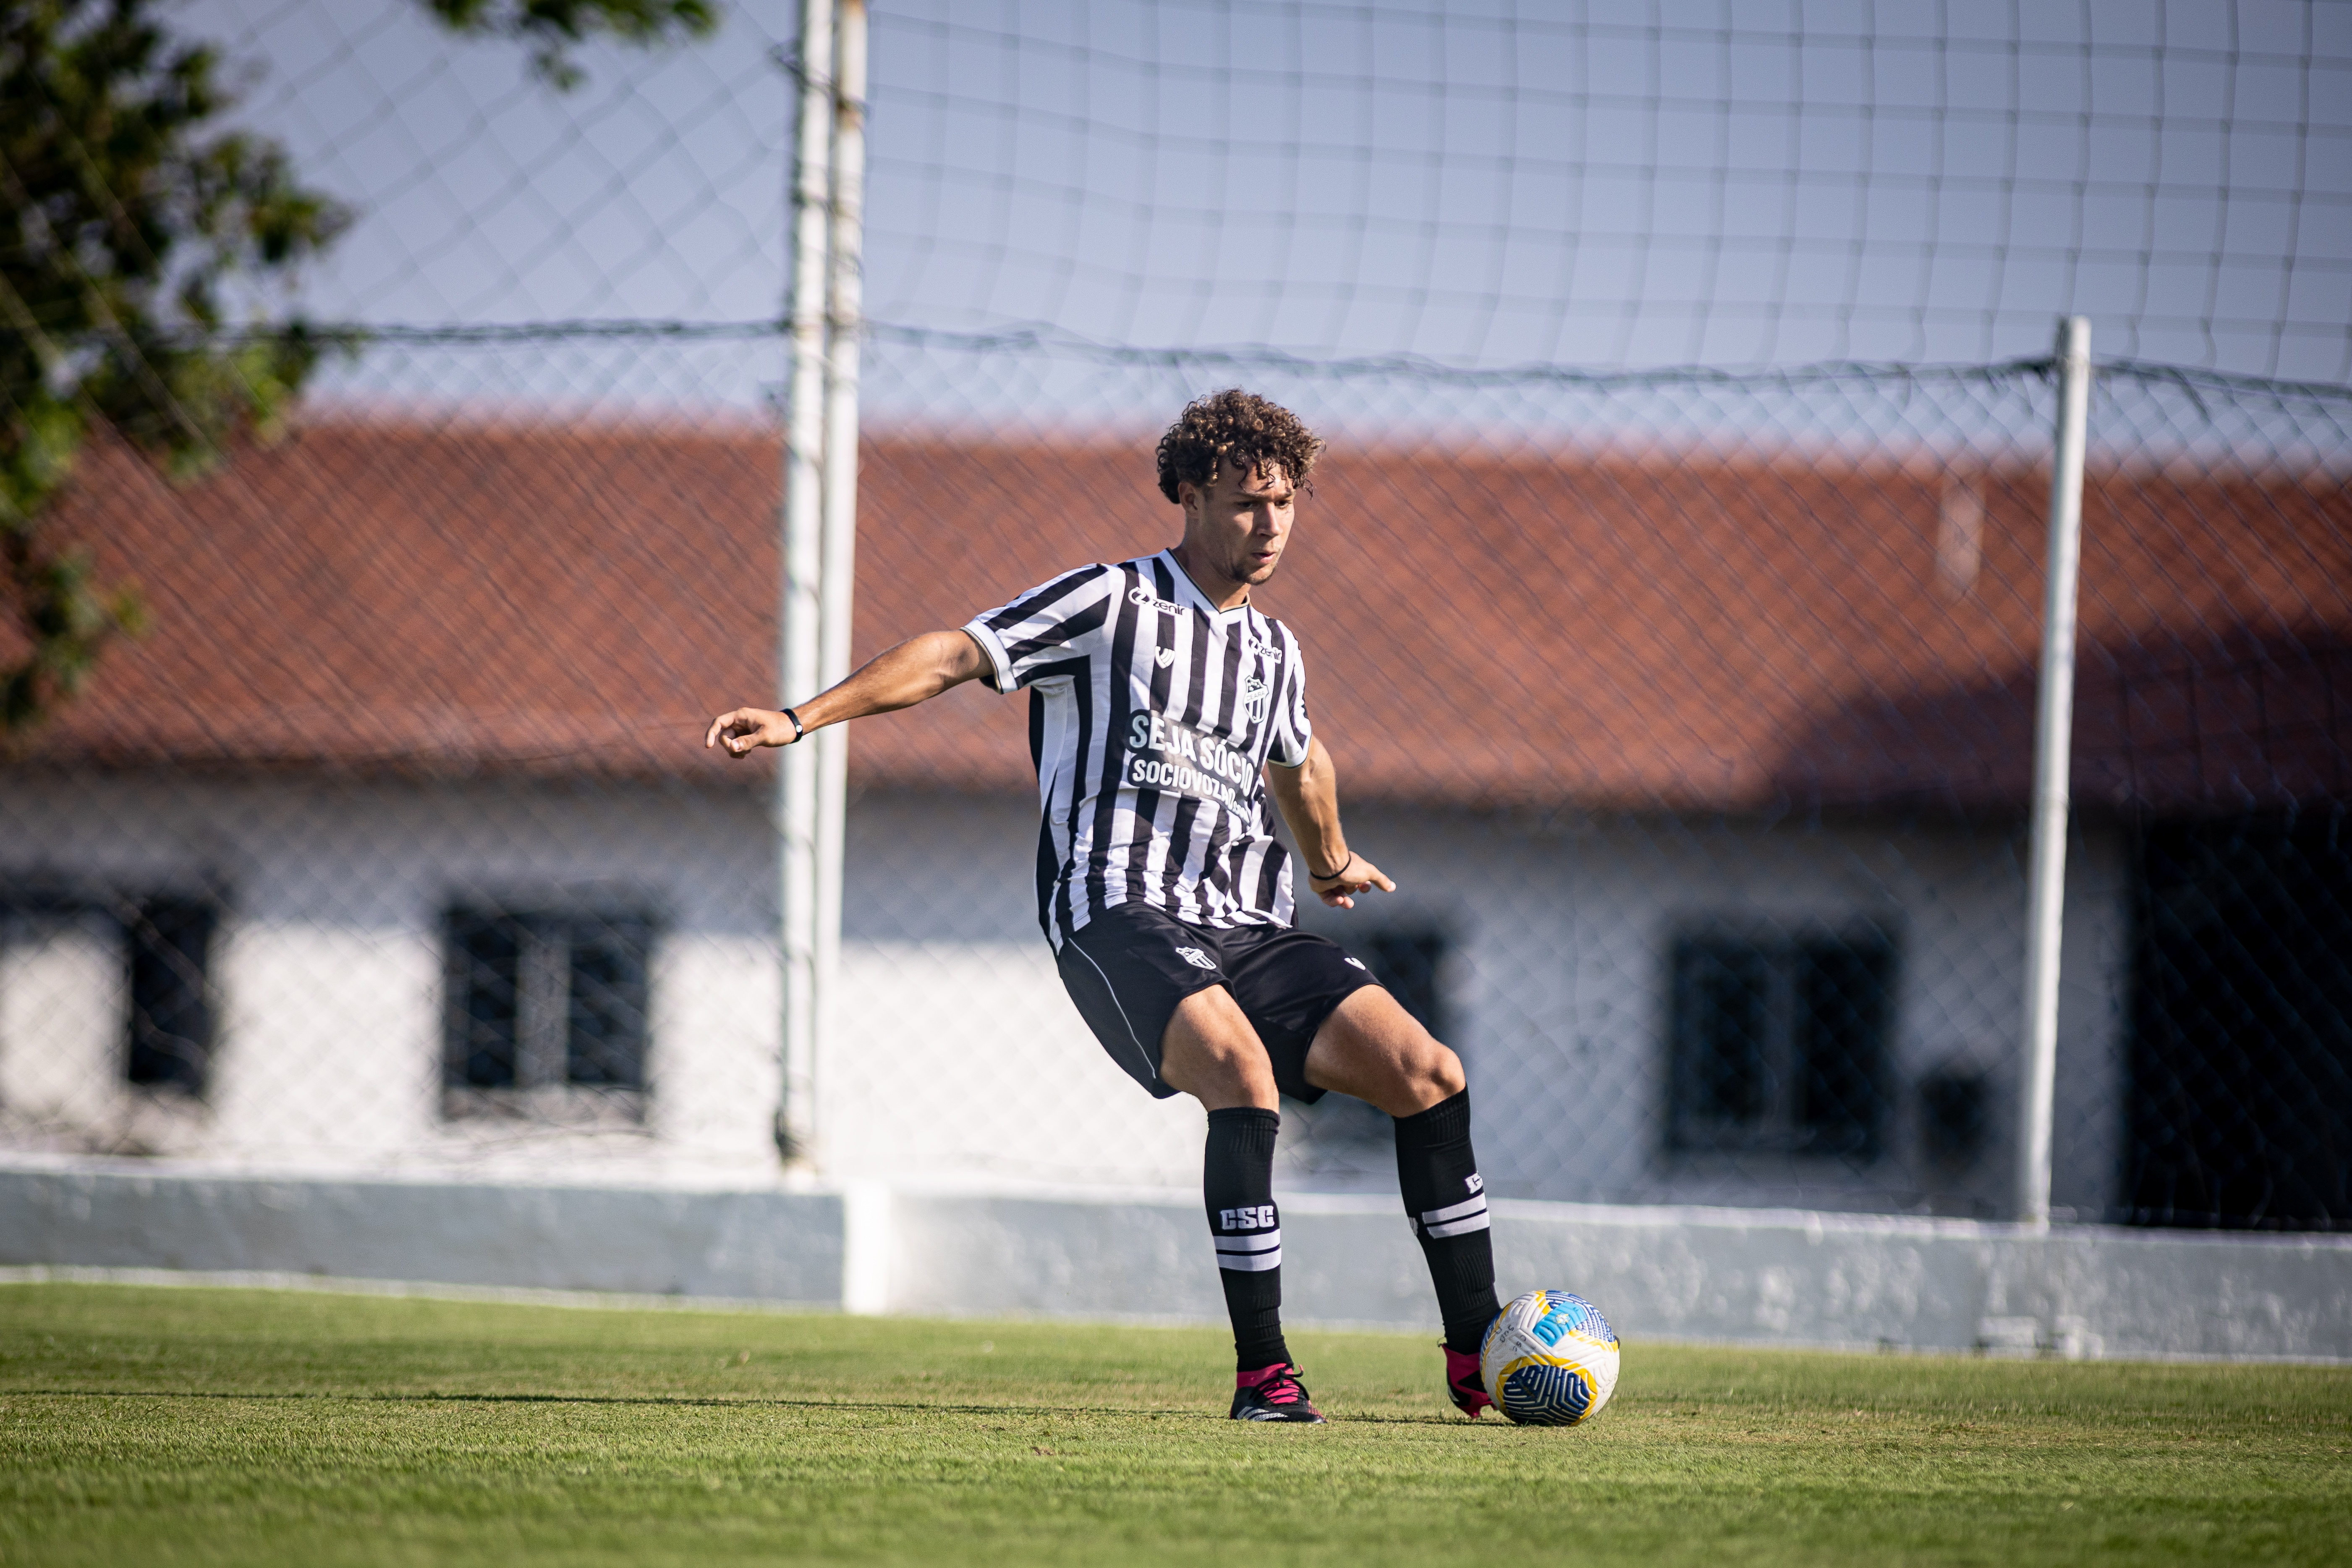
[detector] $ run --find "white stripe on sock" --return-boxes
[1214,1230,1282,1254]
[1420,1194,1488,1225]
[1424,1213,1491,1238]
[1217,1248,1283,1272]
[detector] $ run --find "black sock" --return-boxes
[1204,1106,1289,1372]
[1394,1088,1501,1355]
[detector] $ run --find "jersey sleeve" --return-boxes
[963,564,1119,694]
[1266,631,1313,768]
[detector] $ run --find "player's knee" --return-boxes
[1407,1041,1465,1108]
[1164,988,1279,1109]
[1183,1045,1279,1111]
[1203,1031,1279,1099]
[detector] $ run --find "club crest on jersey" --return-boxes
[1128,584,1184,616]
[1241,675,1272,722]
[1155,647,1176,668]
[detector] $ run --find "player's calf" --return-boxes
[1203,1106,1311,1421]
[1394,1087,1502,1415]
[1203,1107,1328,1423]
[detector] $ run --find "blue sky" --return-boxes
[183,0,2350,411]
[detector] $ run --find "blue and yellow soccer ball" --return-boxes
[1479,1288,1620,1426]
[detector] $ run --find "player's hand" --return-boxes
[704,707,799,757]
[1306,852,1394,909]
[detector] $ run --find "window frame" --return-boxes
[0,885,226,1104]
[1665,921,1898,1163]
[439,903,657,1125]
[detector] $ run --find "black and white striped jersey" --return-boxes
[963,549,1315,948]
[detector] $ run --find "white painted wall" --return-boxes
[1294,806,2129,1217]
[824,942,1208,1186]
[0,775,782,1179]
[833,793,2133,1217]
[825,792,1206,1188]
[0,916,135,1145]
[0,774,2130,1218]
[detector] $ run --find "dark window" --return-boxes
[567,914,654,1089]
[447,911,525,1089]
[1669,931,1894,1160]
[127,899,216,1093]
[1676,942,1770,1127]
[1919,1068,1991,1168]
[442,908,651,1105]
[2126,814,2352,1230]
[1795,943,1892,1153]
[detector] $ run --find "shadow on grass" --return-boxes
[1,1385,1473,1426]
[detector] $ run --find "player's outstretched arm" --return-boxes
[704,629,991,757]
[1267,736,1397,909]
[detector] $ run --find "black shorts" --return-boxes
[1055,902,1381,1103]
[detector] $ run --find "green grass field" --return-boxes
[2,1283,2346,1566]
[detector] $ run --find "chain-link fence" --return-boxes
[826,344,2351,1225]
[3,2,2346,1229]
[6,345,2343,1225]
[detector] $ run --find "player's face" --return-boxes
[1180,463,1296,589]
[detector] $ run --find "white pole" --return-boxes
[812,0,866,1110]
[776,0,834,1166]
[2015,315,2092,1228]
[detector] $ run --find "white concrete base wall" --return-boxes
[877,1189,2352,1361]
[0,1163,842,1303]
[6,1162,2345,1362]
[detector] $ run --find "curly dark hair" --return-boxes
[1154,389,1324,504]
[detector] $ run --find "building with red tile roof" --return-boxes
[21,418,2347,814]
[3,416,2345,1225]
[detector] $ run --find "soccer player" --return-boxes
[706,390,1502,1423]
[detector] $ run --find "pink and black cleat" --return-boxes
[1230,1362,1326,1423]
[1444,1345,1494,1418]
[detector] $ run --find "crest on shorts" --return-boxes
[1175,946,1218,971]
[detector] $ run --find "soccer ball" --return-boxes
[1480,1288,1620,1426]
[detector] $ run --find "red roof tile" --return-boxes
[17,417,2349,814]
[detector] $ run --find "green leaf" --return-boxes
[419,0,720,90]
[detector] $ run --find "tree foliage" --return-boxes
[419,0,717,90]
[0,0,349,733]
[0,0,720,737]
